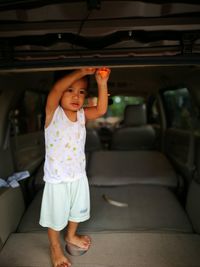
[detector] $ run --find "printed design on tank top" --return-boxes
[44,106,86,183]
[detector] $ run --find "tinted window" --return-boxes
[149,99,160,124]
[10,91,46,136]
[163,88,198,130]
[109,96,144,119]
[86,96,144,129]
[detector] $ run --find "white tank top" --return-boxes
[43,106,87,183]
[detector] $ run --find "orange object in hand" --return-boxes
[99,69,108,78]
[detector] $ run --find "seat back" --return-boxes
[111,104,156,150]
[0,187,25,249]
[0,147,15,179]
[85,128,102,152]
[186,137,200,233]
[0,147,25,249]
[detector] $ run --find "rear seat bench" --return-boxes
[2,176,200,267]
[81,185,192,233]
[0,146,26,250]
[0,187,25,250]
[13,142,191,234]
[1,232,200,267]
[88,150,178,188]
[1,134,200,267]
[16,184,192,234]
[17,146,189,233]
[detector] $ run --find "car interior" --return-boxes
[0,1,200,267]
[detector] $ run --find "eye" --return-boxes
[67,88,73,93]
[80,89,86,95]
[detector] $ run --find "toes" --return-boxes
[58,262,71,267]
[85,236,91,246]
[81,242,89,249]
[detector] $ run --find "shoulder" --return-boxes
[78,108,86,123]
[45,106,61,129]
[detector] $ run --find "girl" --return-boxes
[39,68,111,267]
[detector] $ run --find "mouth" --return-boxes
[71,103,80,108]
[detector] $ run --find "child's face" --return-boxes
[60,77,88,111]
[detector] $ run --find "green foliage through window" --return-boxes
[107,96,144,118]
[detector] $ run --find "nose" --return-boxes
[73,91,79,99]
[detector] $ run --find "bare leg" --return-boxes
[48,228,71,267]
[65,221,91,249]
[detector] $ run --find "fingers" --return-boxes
[56,262,71,267]
[81,67,111,78]
[95,67,111,81]
[82,68,96,75]
[98,67,111,78]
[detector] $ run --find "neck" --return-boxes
[64,109,77,122]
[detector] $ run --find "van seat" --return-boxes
[0,187,25,250]
[81,185,192,233]
[0,147,15,179]
[111,104,156,150]
[1,232,200,267]
[0,147,25,249]
[17,185,192,233]
[85,128,102,152]
[88,151,178,188]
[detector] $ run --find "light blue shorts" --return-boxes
[39,176,90,231]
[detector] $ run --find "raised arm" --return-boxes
[84,68,111,120]
[45,68,95,127]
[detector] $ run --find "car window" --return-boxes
[86,96,144,129]
[109,96,144,118]
[10,90,46,136]
[163,88,199,132]
[149,99,160,125]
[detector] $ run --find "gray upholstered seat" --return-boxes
[186,137,200,234]
[111,104,156,150]
[0,147,15,179]
[88,150,178,188]
[18,184,192,233]
[0,147,25,250]
[1,232,200,267]
[85,128,102,152]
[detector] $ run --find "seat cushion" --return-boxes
[18,185,192,233]
[80,186,192,233]
[88,151,178,187]
[186,180,200,234]
[0,187,25,248]
[1,232,200,267]
[17,189,43,233]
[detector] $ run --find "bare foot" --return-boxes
[50,244,71,267]
[65,235,91,250]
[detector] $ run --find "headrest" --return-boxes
[85,128,102,152]
[124,104,147,126]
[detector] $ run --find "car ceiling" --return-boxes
[0,0,200,71]
[1,65,200,100]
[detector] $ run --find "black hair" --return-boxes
[53,69,91,97]
[54,69,73,83]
